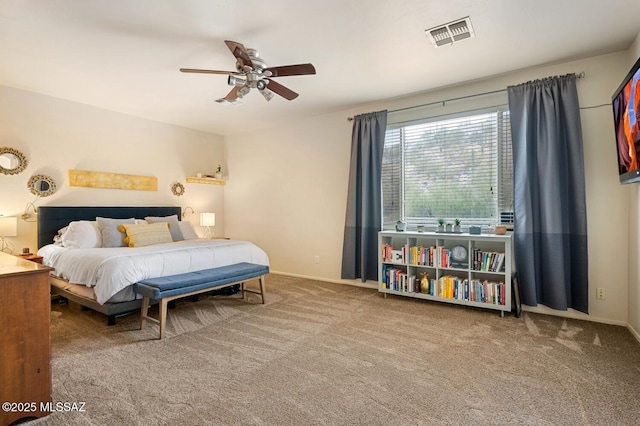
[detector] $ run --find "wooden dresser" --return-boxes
[0,252,53,426]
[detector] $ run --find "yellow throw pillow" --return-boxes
[118,222,173,247]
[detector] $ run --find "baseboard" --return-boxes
[627,323,640,344]
[521,305,628,327]
[270,271,640,336]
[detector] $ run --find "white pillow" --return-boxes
[61,221,102,249]
[179,221,199,240]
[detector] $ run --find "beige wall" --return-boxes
[226,50,632,325]
[627,32,640,340]
[224,111,353,281]
[0,85,226,252]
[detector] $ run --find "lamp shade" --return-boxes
[200,212,216,227]
[0,216,18,237]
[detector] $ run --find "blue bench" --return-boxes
[134,262,269,339]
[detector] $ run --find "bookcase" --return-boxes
[378,230,513,316]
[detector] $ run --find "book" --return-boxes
[390,249,404,263]
[495,254,505,272]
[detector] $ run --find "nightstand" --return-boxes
[0,252,53,425]
[18,253,44,264]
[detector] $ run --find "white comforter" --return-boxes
[38,239,269,305]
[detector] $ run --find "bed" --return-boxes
[37,206,269,325]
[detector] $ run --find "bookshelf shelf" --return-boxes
[379,230,513,316]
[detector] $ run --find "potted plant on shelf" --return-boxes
[214,165,223,180]
[437,218,445,232]
[445,222,453,233]
[454,219,461,232]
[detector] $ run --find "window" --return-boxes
[382,107,513,229]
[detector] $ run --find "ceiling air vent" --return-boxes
[425,17,474,48]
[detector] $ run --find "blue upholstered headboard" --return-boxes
[37,206,182,248]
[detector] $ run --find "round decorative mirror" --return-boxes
[171,182,185,197]
[0,147,28,175]
[27,174,56,197]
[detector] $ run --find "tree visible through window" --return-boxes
[382,108,513,229]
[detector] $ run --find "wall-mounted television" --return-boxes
[612,55,640,184]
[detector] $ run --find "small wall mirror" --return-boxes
[0,147,28,175]
[27,174,56,197]
[171,182,185,197]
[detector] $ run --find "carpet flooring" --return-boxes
[24,274,640,425]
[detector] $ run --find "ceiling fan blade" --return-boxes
[224,40,254,69]
[264,64,316,77]
[215,87,242,104]
[224,86,240,101]
[265,78,298,100]
[180,68,237,75]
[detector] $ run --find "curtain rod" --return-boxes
[347,71,585,121]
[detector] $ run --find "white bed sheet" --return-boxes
[38,239,269,305]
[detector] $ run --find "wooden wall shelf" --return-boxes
[186,177,226,186]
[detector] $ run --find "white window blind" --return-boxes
[382,107,513,229]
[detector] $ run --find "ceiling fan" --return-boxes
[180,40,316,103]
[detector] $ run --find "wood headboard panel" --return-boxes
[37,206,182,249]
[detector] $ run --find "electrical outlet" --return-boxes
[314,255,320,264]
[596,288,606,300]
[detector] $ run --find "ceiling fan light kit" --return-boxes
[181,40,316,103]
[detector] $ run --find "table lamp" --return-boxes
[200,212,216,239]
[0,216,18,253]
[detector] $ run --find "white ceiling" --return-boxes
[0,0,638,136]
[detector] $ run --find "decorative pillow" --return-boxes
[119,222,173,247]
[178,221,199,240]
[96,217,135,248]
[61,221,102,249]
[145,215,184,241]
[53,225,69,246]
